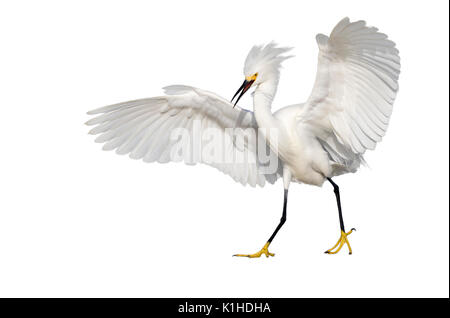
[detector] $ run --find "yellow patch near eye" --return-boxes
[245,73,258,81]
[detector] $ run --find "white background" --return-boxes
[0,0,448,298]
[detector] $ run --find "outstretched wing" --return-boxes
[299,18,401,161]
[86,85,281,187]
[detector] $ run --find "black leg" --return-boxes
[325,178,356,255]
[233,188,289,257]
[267,189,288,243]
[327,177,346,232]
[327,177,356,234]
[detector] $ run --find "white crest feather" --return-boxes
[243,42,293,80]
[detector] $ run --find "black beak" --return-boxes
[231,79,255,108]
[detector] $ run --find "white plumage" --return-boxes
[87,17,399,187]
[86,86,281,187]
[301,19,400,170]
[86,17,400,256]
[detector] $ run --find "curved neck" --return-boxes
[253,79,278,128]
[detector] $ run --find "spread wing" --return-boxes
[86,85,282,187]
[299,17,401,163]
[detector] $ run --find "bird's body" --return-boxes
[275,104,331,186]
[87,17,400,256]
[253,100,329,186]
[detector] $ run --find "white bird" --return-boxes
[86,17,400,257]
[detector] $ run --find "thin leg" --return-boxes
[233,188,288,258]
[267,189,288,243]
[325,177,356,255]
[327,177,345,232]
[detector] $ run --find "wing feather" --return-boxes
[299,17,400,174]
[86,86,281,187]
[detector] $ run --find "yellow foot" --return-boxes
[233,242,275,258]
[325,228,356,255]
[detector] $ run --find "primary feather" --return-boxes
[86,86,281,187]
[298,17,400,175]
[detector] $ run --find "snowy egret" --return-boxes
[86,17,400,256]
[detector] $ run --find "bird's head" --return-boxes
[231,42,293,107]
